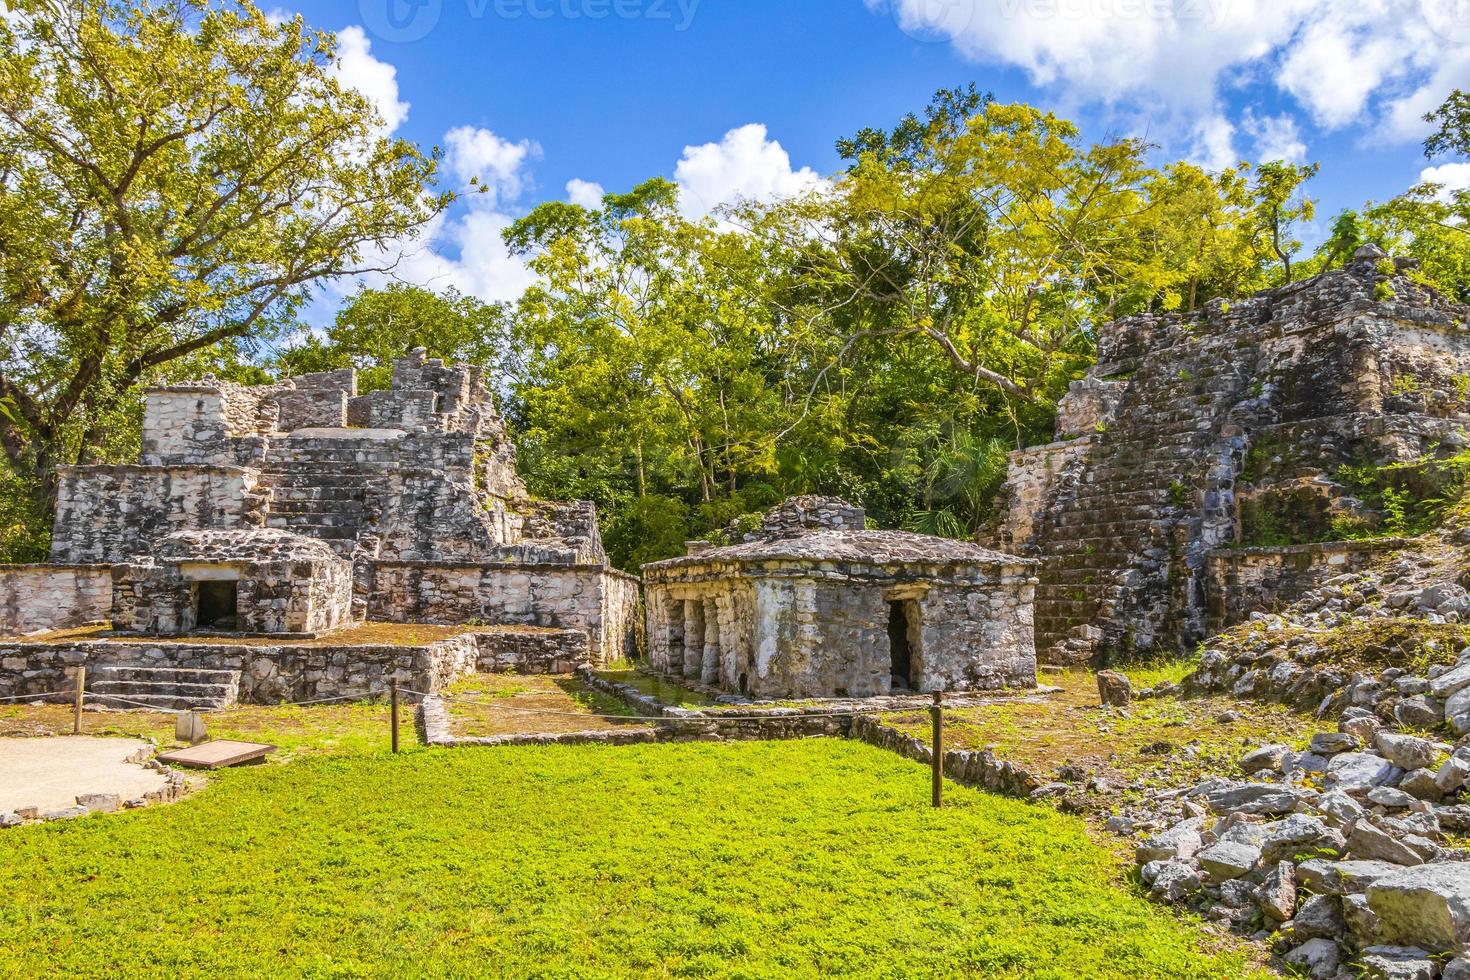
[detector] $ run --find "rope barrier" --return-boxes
[0,689,68,702]
[407,688,894,723]
[86,692,186,714]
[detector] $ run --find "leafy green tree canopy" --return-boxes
[279,284,509,392]
[0,0,449,501]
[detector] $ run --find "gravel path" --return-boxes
[0,737,165,813]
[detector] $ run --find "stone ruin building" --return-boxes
[0,351,639,706]
[994,247,1470,666]
[643,496,1038,699]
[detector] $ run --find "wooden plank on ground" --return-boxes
[156,740,276,770]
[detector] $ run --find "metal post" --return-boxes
[390,679,400,754]
[930,690,943,809]
[73,665,86,735]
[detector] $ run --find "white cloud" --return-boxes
[871,0,1468,147]
[444,127,541,207]
[566,178,606,209]
[1419,162,1470,199]
[674,123,827,217]
[329,26,409,135]
[875,0,1309,111]
[1190,114,1238,172]
[1243,110,1307,163]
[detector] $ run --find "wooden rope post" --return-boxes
[930,690,943,809]
[73,665,86,735]
[390,679,400,754]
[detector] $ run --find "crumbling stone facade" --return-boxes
[994,249,1470,664]
[0,351,639,670]
[644,497,1038,699]
[111,529,354,636]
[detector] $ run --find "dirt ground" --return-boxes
[882,667,1333,814]
[0,736,167,813]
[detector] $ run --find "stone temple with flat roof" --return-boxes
[642,497,1039,700]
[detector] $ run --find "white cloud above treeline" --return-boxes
[871,0,1470,170]
[673,123,828,217]
[318,26,821,308]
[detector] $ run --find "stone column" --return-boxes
[682,599,704,680]
[701,596,720,686]
[663,593,685,675]
[645,592,668,672]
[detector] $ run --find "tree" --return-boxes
[754,101,1266,408]
[506,179,803,508]
[0,0,449,506]
[1425,90,1470,159]
[279,285,509,392]
[1246,162,1319,284]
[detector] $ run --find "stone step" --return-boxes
[92,666,239,685]
[87,666,241,711]
[90,691,235,712]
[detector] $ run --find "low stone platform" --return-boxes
[0,623,589,706]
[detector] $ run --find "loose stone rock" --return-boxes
[1254,861,1297,922]
[1287,894,1345,941]
[1368,863,1470,953]
[1283,938,1341,980]
[1348,823,1425,867]
[1358,946,1438,980]
[1240,743,1289,775]
[1197,840,1261,880]
[1375,732,1444,772]
[1096,670,1131,706]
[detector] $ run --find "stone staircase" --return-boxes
[259,438,383,557]
[88,666,242,711]
[1029,320,1266,663]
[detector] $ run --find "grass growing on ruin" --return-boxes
[594,665,717,707]
[0,738,1257,978]
[1216,616,1470,673]
[884,668,1332,810]
[443,672,651,737]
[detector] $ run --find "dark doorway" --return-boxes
[888,601,913,691]
[196,581,239,630]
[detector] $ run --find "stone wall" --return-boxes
[993,437,1093,554]
[0,566,113,636]
[0,627,593,706]
[475,628,589,673]
[364,562,639,666]
[51,466,268,564]
[600,571,644,664]
[1203,539,1409,633]
[0,632,485,704]
[994,252,1470,665]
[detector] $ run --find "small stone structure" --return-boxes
[0,351,640,704]
[111,529,353,636]
[994,249,1470,664]
[643,497,1038,699]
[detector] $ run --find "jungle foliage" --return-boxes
[3,2,1469,568]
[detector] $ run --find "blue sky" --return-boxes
[283,0,1470,319]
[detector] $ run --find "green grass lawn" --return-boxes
[0,739,1255,978]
